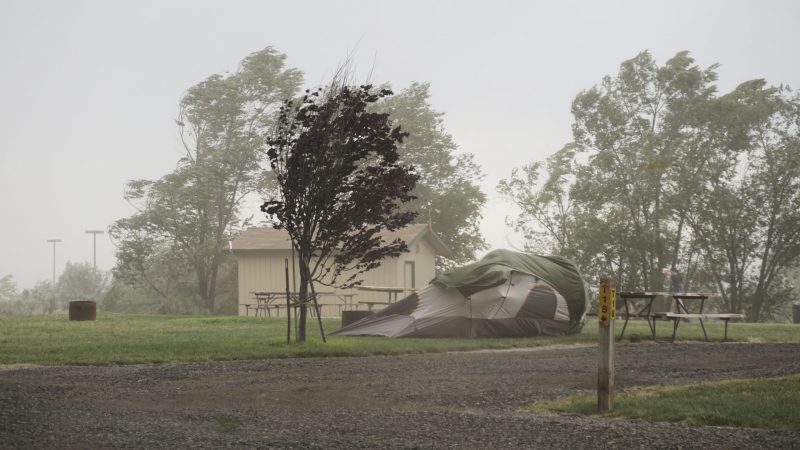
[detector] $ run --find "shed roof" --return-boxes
[230,223,452,258]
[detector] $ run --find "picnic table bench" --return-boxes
[657,312,744,342]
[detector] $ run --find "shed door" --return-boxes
[404,261,416,295]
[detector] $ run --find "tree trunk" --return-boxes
[206,256,220,315]
[297,261,310,342]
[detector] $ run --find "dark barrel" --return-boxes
[69,301,96,321]
[793,302,800,324]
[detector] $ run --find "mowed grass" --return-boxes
[0,314,586,366]
[0,314,797,366]
[527,375,800,431]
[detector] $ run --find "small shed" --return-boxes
[230,224,452,316]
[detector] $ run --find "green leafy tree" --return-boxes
[501,51,720,288]
[109,218,200,313]
[682,81,800,320]
[0,278,52,316]
[0,275,21,315]
[0,274,17,303]
[500,50,800,321]
[56,261,110,307]
[378,82,487,267]
[568,51,719,290]
[110,48,302,314]
[262,84,418,342]
[22,282,54,315]
[498,143,577,257]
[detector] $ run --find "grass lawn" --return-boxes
[0,314,797,366]
[0,313,586,366]
[527,374,800,431]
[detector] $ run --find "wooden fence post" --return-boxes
[598,276,616,412]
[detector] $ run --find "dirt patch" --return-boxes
[2,342,799,449]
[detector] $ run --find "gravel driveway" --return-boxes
[2,342,799,449]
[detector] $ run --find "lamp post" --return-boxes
[47,239,61,314]
[85,230,104,269]
[47,239,61,287]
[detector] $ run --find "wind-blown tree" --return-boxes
[500,50,800,321]
[501,51,719,288]
[377,82,487,267]
[681,81,800,320]
[568,51,719,290]
[262,84,418,342]
[498,143,578,259]
[110,48,302,314]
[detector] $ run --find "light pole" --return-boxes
[47,239,61,286]
[47,239,61,314]
[85,230,104,269]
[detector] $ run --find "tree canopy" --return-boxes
[108,47,489,314]
[110,47,302,314]
[377,82,487,267]
[262,83,418,341]
[500,50,800,321]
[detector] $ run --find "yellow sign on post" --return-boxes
[610,286,616,320]
[599,283,617,326]
[598,277,616,412]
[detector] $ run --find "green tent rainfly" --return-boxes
[333,249,590,338]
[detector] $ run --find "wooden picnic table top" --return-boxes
[618,291,716,298]
[357,285,406,293]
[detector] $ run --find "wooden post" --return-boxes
[598,276,616,412]
[309,285,327,343]
[285,259,292,345]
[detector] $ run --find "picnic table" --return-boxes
[357,285,407,303]
[617,291,743,342]
[617,291,663,341]
[247,291,351,318]
[358,300,390,311]
[244,291,288,317]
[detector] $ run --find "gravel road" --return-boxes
[2,341,799,449]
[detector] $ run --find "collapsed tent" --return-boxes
[333,249,589,338]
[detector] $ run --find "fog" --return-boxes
[1,0,798,289]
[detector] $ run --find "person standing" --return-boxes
[670,266,684,294]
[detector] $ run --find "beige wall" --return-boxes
[236,239,438,317]
[236,250,293,316]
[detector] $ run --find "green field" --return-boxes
[0,314,582,366]
[0,314,797,366]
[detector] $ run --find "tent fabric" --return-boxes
[433,249,588,324]
[333,249,589,338]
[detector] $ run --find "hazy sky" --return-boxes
[1,0,798,289]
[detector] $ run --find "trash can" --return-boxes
[69,301,97,321]
[793,302,800,324]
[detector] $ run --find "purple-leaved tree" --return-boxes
[261,84,418,342]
